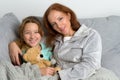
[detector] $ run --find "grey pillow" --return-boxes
[79,16,120,55]
[0,13,20,61]
[79,16,120,78]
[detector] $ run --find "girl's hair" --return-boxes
[18,16,43,45]
[43,3,81,47]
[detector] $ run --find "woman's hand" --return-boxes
[40,67,56,76]
[8,41,22,65]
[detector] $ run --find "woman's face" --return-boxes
[48,10,75,36]
[23,23,41,47]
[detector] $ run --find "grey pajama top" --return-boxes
[53,24,102,80]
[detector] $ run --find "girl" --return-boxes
[0,16,58,80]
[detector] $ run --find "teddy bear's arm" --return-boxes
[42,59,52,67]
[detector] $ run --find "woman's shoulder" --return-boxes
[79,24,101,41]
[81,24,100,36]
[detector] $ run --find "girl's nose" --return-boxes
[30,33,34,38]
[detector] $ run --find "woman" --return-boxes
[9,3,119,80]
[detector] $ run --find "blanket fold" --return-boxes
[0,61,41,80]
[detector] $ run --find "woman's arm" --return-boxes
[8,41,22,65]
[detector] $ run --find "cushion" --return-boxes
[79,16,120,55]
[79,16,120,78]
[0,13,20,61]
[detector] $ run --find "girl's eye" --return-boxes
[35,31,39,33]
[24,32,30,34]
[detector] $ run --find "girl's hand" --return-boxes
[40,67,56,76]
[8,41,22,65]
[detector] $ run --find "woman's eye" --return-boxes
[51,23,56,27]
[59,17,63,21]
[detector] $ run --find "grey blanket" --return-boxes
[1,61,118,80]
[0,61,58,80]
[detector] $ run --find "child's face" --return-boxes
[23,23,41,47]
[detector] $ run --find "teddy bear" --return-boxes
[22,47,61,72]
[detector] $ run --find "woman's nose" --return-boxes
[57,22,62,28]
